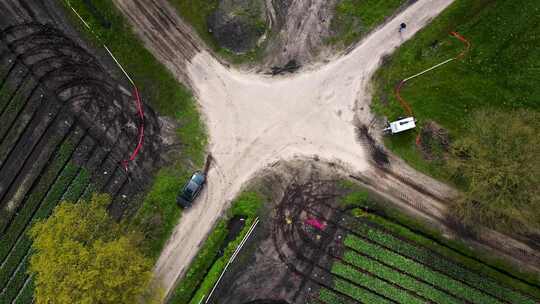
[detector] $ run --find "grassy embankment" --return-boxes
[372,0,540,182]
[168,0,267,64]
[168,191,264,304]
[329,0,407,46]
[61,0,207,259]
[334,182,540,300]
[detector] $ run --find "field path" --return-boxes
[112,0,540,297]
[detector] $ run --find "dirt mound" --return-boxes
[418,121,450,161]
[208,0,267,53]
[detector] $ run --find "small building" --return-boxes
[384,117,416,135]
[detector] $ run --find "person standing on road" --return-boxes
[399,22,407,33]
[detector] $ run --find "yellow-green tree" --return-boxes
[449,109,540,234]
[28,194,160,304]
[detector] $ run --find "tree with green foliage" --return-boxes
[449,109,540,234]
[28,194,161,304]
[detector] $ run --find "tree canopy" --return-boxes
[28,194,160,304]
[449,109,540,234]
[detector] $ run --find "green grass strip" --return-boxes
[351,219,536,304]
[343,250,461,304]
[334,277,390,303]
[345,235,501,304]
[332,262,424,304]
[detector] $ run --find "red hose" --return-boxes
[394,80,413,117]
[121,86,144,172]
[450,31,471,59]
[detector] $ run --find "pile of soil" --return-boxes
[208,0,267,53]
[419,121,451,161]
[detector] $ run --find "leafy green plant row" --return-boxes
[12,277,33,304]
[364,212,539,301]
[333,262,424,304]
[0,162,80,288]
[0,134,79,261]
[334,277,390,303]
[60,168,90,203]
[343,250,461,304]
[349,218,534,304]
[0,253,30,304]
[345,235,500,304]
[0,81,32,138]
[318,288,348,304]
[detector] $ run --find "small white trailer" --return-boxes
[384,117,416,135]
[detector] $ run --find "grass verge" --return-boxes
[168,191,264,304]
[60,0,207,259]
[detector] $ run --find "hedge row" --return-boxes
[169,192,264,304]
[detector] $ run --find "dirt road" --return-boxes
[112,0,540,297]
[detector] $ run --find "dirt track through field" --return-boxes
[112,0,540,297]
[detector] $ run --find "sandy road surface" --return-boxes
[112,0,540,297]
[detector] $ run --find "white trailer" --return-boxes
[384,117,416,135]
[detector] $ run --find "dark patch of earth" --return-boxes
[208,0,267,53]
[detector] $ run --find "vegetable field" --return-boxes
[0,21,155,303]
[269,182,539,304]
[317,210,539,304]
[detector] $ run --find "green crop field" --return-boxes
[317,210,540,304]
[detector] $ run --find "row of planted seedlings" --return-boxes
[305,195,538,304]
[0,127,98,303]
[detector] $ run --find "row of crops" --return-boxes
[313,209,539,304]
[0,79,124,303]
[0,132,95,303]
